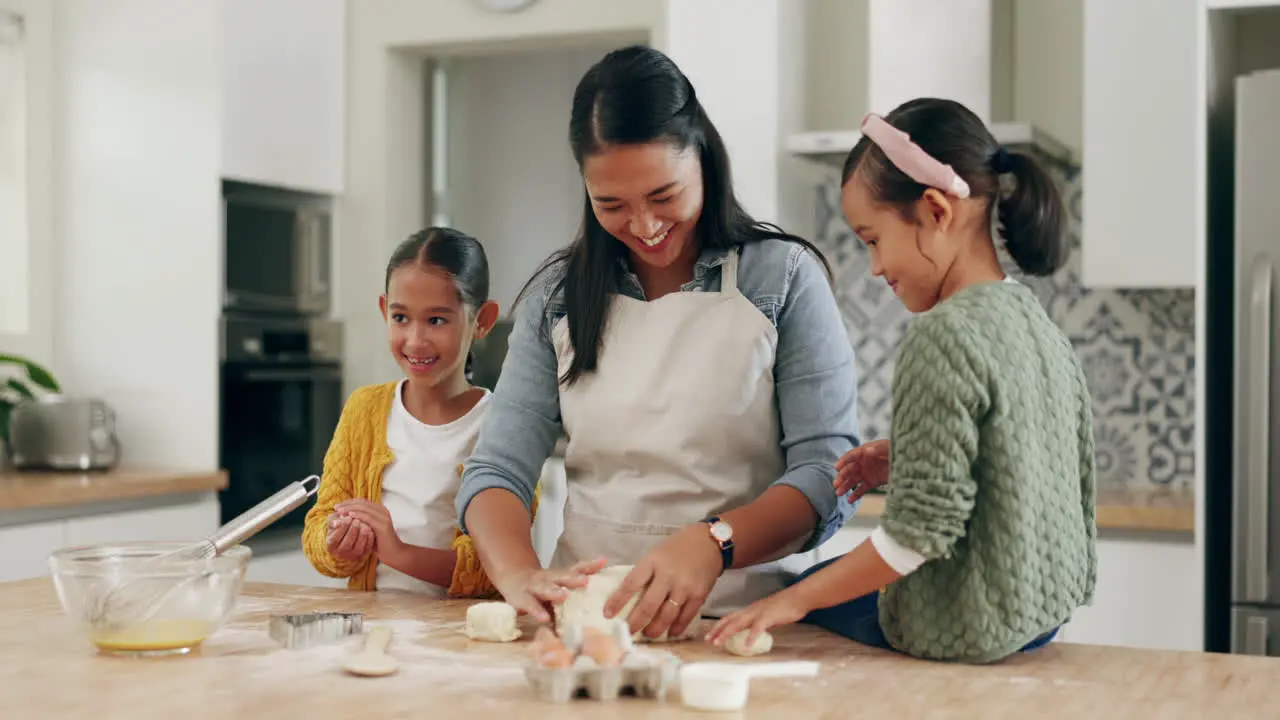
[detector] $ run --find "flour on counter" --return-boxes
[203,617,527,688]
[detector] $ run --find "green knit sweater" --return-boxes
[878,280,1097,664]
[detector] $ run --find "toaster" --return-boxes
[7,396,121,471]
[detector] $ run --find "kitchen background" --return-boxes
[812,161,1197,492]
[6,0,1279,657]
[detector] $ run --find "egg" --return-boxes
[580,626,623,667]
[529,627,574,669]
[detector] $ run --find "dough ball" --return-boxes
[724,629,773,657]
[553,564,703,643]
[463,601,522,642]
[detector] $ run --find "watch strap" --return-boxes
[704,515,734,572]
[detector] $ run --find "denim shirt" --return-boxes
[457,238,861,552]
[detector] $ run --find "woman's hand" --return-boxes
[326,513,374,562]
[834,438,890,502]
[704,587,811,650]
[335,499,405,561]
[605,525,723,640]
[494,557,609,624]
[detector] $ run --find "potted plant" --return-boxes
[0,354,61,467]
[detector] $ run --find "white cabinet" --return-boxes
[244,549,346,588]
[0,520,65,583]
[2,495,222,583]
[220,0,346,194]
[1062,536,1199,651]
[1081,0,1199,288]
[63,497,220,546]
[812,522,1198,651]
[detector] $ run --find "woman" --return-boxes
[456,45,859,641]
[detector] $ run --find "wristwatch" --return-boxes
[703,516,735,572]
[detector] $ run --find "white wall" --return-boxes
[49,0,222,469]
[445,48,603,312]
[340,0,803,393]
[0,0,53,364]
[341,0,661,393]
[0,10,28,337]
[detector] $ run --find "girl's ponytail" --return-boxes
[994,149,1068,277]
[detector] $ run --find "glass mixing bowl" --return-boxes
[48,542,252,656]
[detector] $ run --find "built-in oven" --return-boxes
[218,315,344,531]
[222,181,332,316]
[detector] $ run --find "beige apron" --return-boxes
[550,249,788,616]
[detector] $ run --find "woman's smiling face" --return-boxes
[582,141,704,271]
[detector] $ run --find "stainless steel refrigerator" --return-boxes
[1229,67,1280,655]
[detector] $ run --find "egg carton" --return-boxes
[524,618,682,702]
[523,648,683,702]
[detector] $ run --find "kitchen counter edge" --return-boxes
[853,488,1195,534]
[0,468,228,512]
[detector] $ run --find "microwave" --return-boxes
[222,183,332,316]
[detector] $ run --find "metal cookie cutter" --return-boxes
[269,612,364,649]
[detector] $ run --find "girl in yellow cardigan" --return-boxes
[303,227,536,597]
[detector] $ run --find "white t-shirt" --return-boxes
[375,381,491,595]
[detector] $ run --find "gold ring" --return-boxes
[667,599,681,608]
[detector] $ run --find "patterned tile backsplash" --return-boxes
[812,160,1195,492]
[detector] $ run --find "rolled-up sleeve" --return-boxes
[456,270,564,532]
[772,245,861,550]
[881,315,986,559]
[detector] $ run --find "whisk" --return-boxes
[85,474,321,627]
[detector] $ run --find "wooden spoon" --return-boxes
[342,625,398,677]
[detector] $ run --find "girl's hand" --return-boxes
[704,588,811,650]
[335,499,405,562]
[326,513,374,561]
[835,438,890,501]
[605,525,722,640]
[494,557,609,624]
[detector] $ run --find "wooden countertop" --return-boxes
[855,486,1195,533]
[1,577,1270,718]
[0,468,227,511]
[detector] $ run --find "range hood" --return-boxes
[786,124,1073,170]
[786,0,1073,170]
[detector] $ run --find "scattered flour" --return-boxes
[201,616,527,689]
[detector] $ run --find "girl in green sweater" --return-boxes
[707,98,1097,664]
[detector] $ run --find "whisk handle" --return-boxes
[207,474,322,554]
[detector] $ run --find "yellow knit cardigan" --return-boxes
[301,381,538,596]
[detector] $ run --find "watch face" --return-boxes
[709,521,733,543]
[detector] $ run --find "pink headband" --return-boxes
[860,113,970,199]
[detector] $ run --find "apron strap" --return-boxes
[720,247,741,297]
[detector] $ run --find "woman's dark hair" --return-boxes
[841,97,1067,277]
[385,227,490,382]
[517,44,831,386]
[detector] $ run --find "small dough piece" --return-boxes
[554,565,704,643]
[463,601,522,642]
[724,629,773,657]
